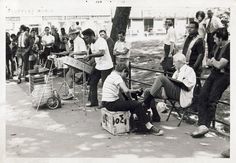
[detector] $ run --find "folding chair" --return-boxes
[165,99,192,127]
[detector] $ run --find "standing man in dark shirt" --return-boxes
[182,21,205,111]
[99,30,115,64]
[191,28,230,138]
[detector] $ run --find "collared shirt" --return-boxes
[42,34,55,48]
[164,26,177,45]
[198,21,206,39]
[73,35,87,59]
[205,16,224,34]
[91,37,113,70]
[102,71,124,102]
[114,40,131,59]
[172,64,196,107]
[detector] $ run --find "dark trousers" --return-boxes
[191,69,202,112]
[207,33,215,59]
[162,44,175,76]
[6,56,14,77]
[16,48,29,79]
[197,70,229,127]
[150,75,180,101]
[88,68,113,105]
[143,89,161,119]
[41,47,51,65]
[164,44,170,58]
[102,99,150,125]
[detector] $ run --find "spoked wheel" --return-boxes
[47,97,60,110]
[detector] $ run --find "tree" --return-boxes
[110,7,131,42]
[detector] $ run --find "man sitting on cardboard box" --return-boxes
[101,63,164,136]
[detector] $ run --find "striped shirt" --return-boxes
[102,71,124,102]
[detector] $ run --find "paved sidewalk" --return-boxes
[5,78,229,158]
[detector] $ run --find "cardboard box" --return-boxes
[101,108,131,135]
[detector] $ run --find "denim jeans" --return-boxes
[197,70,230,127]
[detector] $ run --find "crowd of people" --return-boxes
[5,9,230,157]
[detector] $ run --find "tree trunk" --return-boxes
[110,7,131,42]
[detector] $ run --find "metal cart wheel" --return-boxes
[47,96,60,110]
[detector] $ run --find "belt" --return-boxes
[18,47,26,49]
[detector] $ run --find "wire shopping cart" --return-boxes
[29,61,61,110]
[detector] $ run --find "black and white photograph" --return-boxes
[1,0,235,162]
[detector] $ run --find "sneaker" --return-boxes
[191,125,209,138]
[149,126,164,136]
[17,78,21,84]
[62,94,74,100]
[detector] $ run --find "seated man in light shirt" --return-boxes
[113,31,131,66]
[102,63,164,136]
[63,27,87,100]
[143,53,196,120]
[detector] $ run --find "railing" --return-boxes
[128,62,230,128]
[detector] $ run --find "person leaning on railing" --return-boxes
[191,28,230,138]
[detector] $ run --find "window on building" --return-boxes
[144,18,153,32]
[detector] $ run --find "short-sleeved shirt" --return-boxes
[91,37,113,70]
[205,16,224,34]
[102,71,124,102]
[164,26,177,45]
[114,40,131,59]
[73,36,87,59]
[42,34,55,48]
[172,64,196,108]
[214,43,230,73]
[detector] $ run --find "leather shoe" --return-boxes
[17,78,21,84]
[191,125,209,138]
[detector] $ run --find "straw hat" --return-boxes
[68,26,80,35]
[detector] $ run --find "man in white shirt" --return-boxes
[63,27,87,100]
[204,9,223,59]
[113,31,131,66]
[102,63,164,136]
[161,20,177,73]
[143,53,196,119]
[41,26,55,65]
[82,28,113,107]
